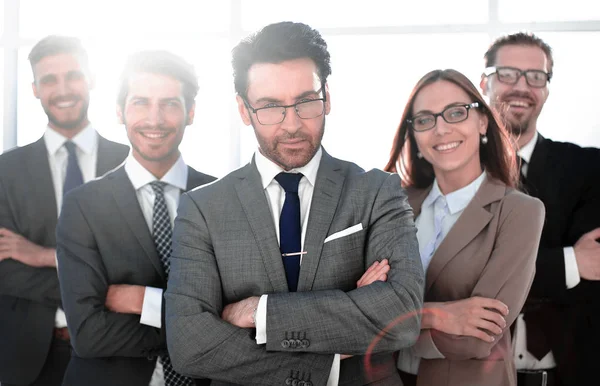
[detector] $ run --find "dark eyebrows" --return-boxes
[254,88,323,104]
[413,101,471,116]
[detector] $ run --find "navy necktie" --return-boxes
[63,141,84,196]
[275,172,303,292]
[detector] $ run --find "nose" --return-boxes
[433,115,451,136]
[146,104,165,127]
[280,106,302,133]
[513,73,530,91]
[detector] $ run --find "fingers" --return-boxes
[478,309,507,330]
[357,259,389,288]
[582,227,600,242]
[473,318,503,335]
[0,228,17,238]
[474,297,509,316]
[463,326,496,343]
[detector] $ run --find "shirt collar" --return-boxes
[422,171,487,215]
[124,154,188,191]
[44,123,97,155]
[255,146,323,189]
[517,130,538,164]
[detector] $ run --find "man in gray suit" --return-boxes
[56,51,214,386]
[0,36,129,386]
[165,22,424,386]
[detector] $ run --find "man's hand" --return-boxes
[105,284,145,315]
[222,296,260,328]
[574,228,600,280]
[0,228,56,267]
[423,297,509,343]
[356,259,390,288]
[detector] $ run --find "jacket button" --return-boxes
[301,339,310,348]
[289,339,298,349]
[291,380,299,386]
[305,382,313,386]
[285,377,293,385]
[281,340,290,348]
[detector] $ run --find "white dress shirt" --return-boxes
[124,153,188,386]
[44,124,98,328]
[397,172,486,374]
[513,131,580,370]
[252,147,341,386]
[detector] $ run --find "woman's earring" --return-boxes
[417,151,423,159]
[481,135,488,145]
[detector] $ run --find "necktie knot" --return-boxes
[275,172,303,194]
[64,141,77,155]
[150,181,167,194]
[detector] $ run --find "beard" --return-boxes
[44,97,90,130]
[252,116,325,171]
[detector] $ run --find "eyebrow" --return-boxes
[254,89,322,104]
[129,96,183,104]
[413,101,470,116]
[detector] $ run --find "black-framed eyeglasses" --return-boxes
[407,102,479,132]
[243,87,327,125]
[484,66,552,88]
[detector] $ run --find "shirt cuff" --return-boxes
[255,294,268,344]
[140,287,163,328]
[564,247,581,289]
[326,354,341,386]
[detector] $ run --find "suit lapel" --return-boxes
[297,152,345,292]
[523,134,548,200]
[109,167,165,280]
[424,177,504,293]
[28,138,58,236]
[96,134,127,177]
[234,161,289,292]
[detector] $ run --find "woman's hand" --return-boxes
[423,297,509,342]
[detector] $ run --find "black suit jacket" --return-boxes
[521,135,600,386]
[0,135,129,385]
[56,165,215,386]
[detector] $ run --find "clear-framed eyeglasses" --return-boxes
[243,89,326,125]
[407,102,480,132]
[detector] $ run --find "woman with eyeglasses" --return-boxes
[382,69,544,386]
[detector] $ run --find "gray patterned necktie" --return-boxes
[149,181,194,386]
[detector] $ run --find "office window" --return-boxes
[499,0,600,22]
[242,0,487,30]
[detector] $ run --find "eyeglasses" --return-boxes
[407,102,479,132]
[243,91,326,125]
[484,66,552,88]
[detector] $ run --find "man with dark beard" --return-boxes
[56,50,214,386]
[165,22,424,386]
[0,36,129,386]
[481,32,600,386]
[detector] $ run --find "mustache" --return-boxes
[276,132,310,141]
[50,95,83,104]
[500,91,535,103]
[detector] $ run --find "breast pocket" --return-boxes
[314,230,366,291]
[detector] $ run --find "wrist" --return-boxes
[422,302,440,330]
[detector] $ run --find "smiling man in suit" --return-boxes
[481,32,600,386]
[56,50,214,386]
[165,21,425,386]
[0,35,129,386]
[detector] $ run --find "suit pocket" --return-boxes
[320,229,365,259]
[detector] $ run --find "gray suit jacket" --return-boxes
[56,165,215,386]
[0,135,129,385]
[165,150,425,386]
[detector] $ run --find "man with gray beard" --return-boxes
[481,32,600,386]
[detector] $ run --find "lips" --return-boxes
[51,98,81,109]
[433,141,461,152]
[138,131,171,139]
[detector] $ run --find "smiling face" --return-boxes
[236,57,330,170]
[32,53,92,136]
[412,80,488,189]
[118,72,194,175]
[481,44,550,146]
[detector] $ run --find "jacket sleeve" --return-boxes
[414,194,544,360]
[56,192,163,358]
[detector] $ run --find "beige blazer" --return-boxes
[407,176,544,386]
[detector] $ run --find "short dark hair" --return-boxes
[232,21,332,97]
[484,32,554,74]
[117,50,199,111]
[384,69,519,189]
[28,35,89,77]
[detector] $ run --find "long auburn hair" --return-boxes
[384,69,518,189]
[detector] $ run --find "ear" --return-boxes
[186,102,196,125]
[32,82,40,99]
[236,95,252,126]
[479,75,489,97]
[324,82,331,115]
[478,112,489,136]
[116,104,124,125]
